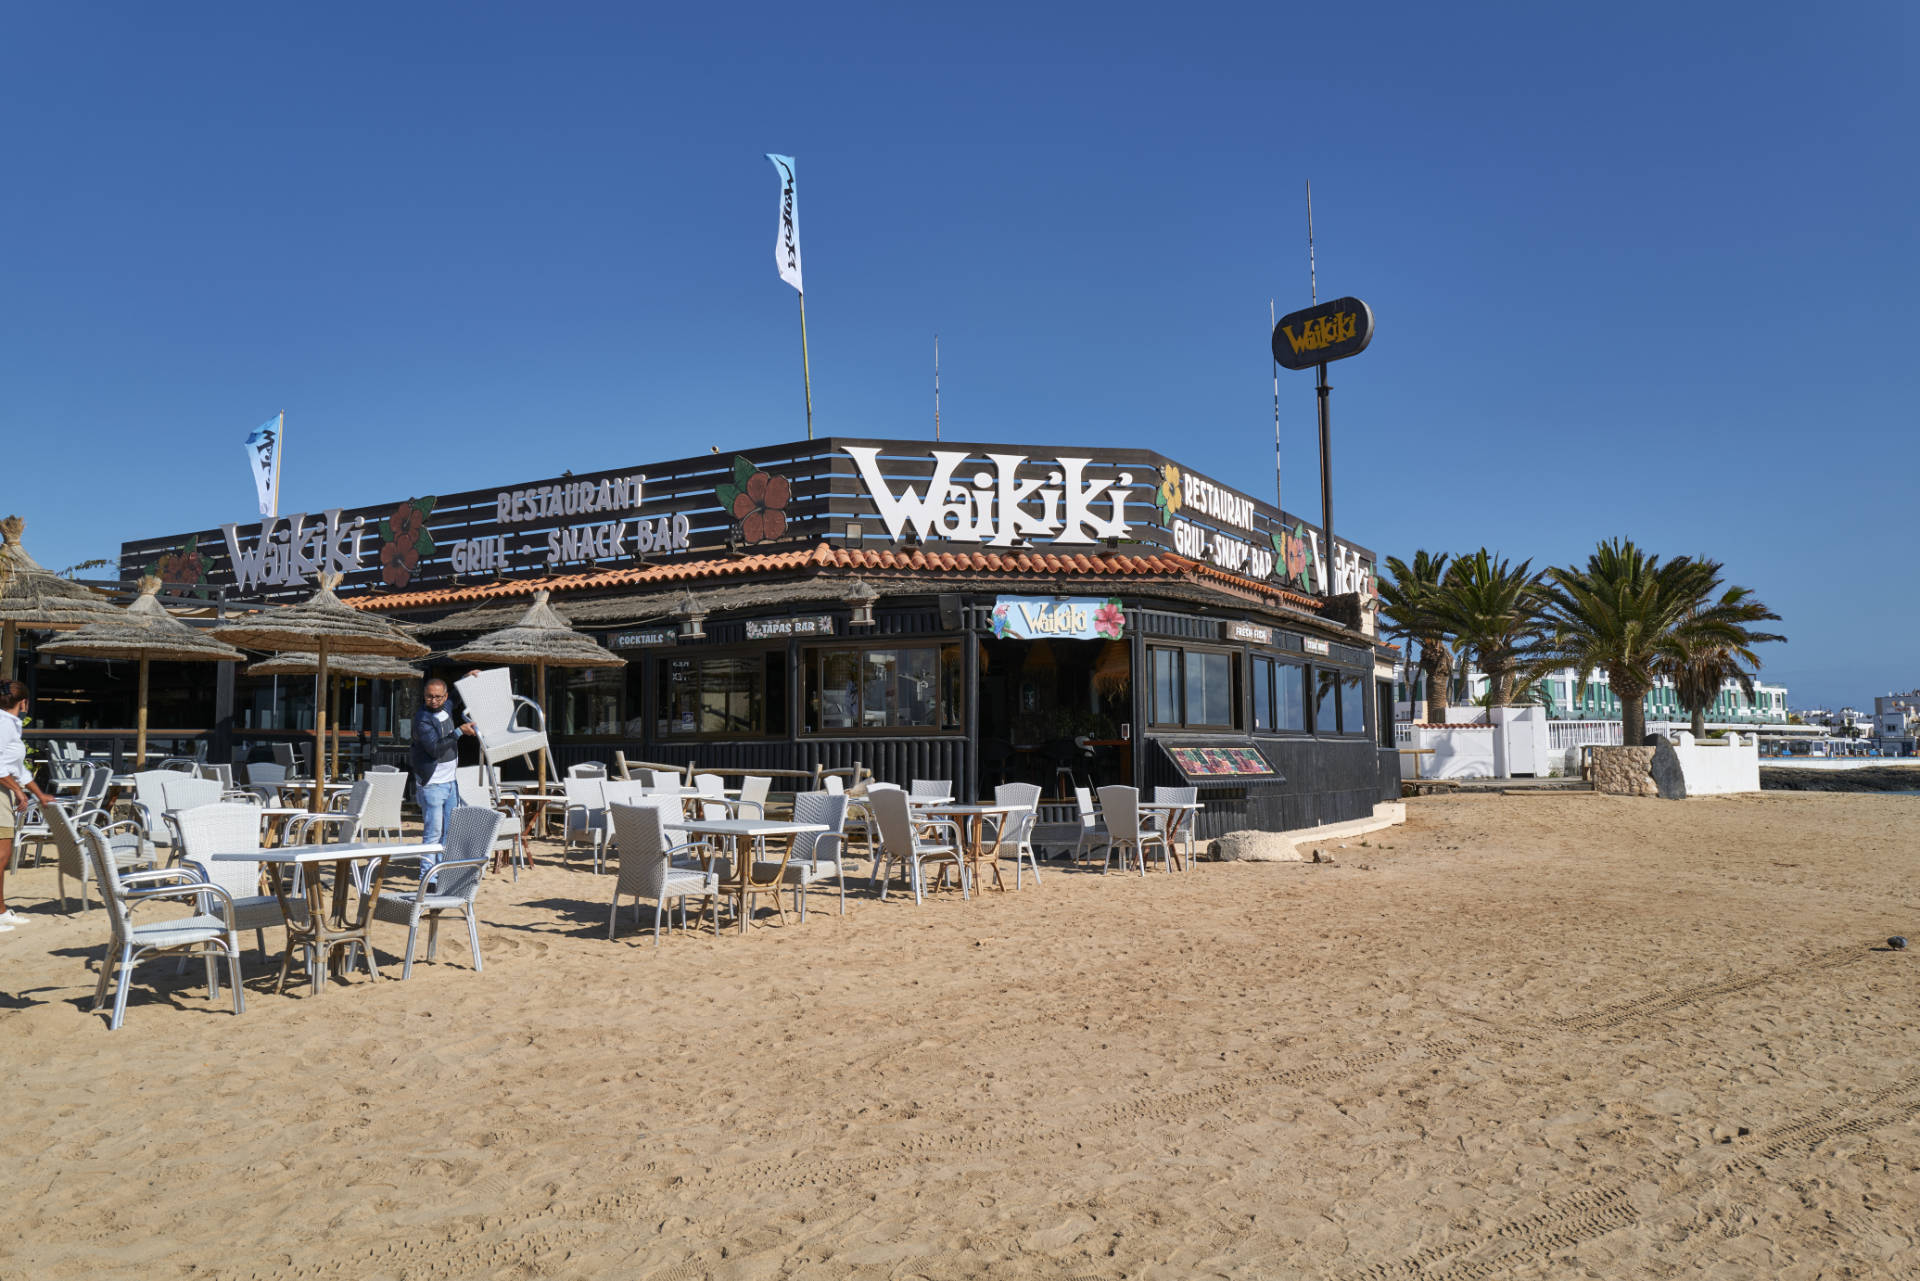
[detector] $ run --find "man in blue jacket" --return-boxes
[411,678,475,864]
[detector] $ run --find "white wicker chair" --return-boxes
[1147,785,1199,869]
[562,775,610,872]
[177,802,304,963]
[1071,786,1111,867]
[910,779,953,801]
[455,766,525,878]
[283,778,372,847]
[567,761,608,779]
[358,769,408,842]
[46,794,154,910]
[1096,785,1167,877]
[869,786,968,903]
[753,791,849,920]
[736,775,772,820]
[991,782,1044,888]
[370,805,500,979]
[453,667,548,770]
[80,811,245,1031]
[607,799,718,944]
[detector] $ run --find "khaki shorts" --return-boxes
[0,791,14,838]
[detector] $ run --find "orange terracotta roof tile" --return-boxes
[350,542,1326,614]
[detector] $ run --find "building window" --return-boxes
[1251,656,1307,733]
[1149,646,1182,726]
[552,665,626,736]
[1150,645,1241,730]
[804,643,961,733]
[657,653,783,738]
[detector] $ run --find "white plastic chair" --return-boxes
[371,806,501,978]
[607,799,719,944]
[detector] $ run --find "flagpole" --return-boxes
[272,410,284,518]
[1270,301,1281,517]
[798,293,815,441]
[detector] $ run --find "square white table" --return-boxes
[667,819,827,933]
[212,841,441,992]
[1139,801,1204,871]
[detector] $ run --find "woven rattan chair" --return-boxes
[455,766,525,878]
[736,775,772,820]
[370,806,500,978]
[1147,785,1199,869]
[607,799,718,944]
[562,775,611,873]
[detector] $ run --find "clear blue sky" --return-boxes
[3,4,1912,708]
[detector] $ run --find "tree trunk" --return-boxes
[1614,671,1650,744]
[1690,707,1706,738]
[1420,642,1453,725]
[1488,664,1514,707]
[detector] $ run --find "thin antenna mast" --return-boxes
[1307,180,1318,304]
[1270,300,1282,517]
[933,334,941,441]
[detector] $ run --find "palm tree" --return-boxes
[1379,551,1454,724]
[1429,549,1545,708]
[1537,539,1775,745]
[1662,585,1785,736]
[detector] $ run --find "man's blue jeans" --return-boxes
[416,780,459,870]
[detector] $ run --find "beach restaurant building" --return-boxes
[108,437,1399,839]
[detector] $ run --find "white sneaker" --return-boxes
[0,911,25,926]
[0,922,13,932]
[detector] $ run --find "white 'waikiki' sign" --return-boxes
[221,510,368,593]
[843,447,1133,547]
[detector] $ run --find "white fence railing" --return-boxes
[1548,721,1623,751]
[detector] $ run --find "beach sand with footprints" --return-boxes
[3,791,1917,1279]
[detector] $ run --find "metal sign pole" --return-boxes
[1316,360,1333,593]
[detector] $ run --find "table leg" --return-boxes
[980,815,1007,891]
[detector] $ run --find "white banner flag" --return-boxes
[244,413,282,517]
[766,153,803,293]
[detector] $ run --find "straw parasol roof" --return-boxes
[39,576,246,665]
[39,576,246,767]
[212,573,429,659]
[247,651,424,680]
[445,590,623,669]
[212,573,427,809]
[0,514,126,678]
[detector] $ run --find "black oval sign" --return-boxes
[1271,296,1374,370]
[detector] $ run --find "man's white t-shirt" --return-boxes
[429,709,458,786]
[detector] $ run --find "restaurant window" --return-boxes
[553,665,626,736]
[1251,656,1307,733]
[1150,646,1240,730]
[805,643,961,732]
[1149,646,1182,726]
[1340,671,1368,736]
[656,653,784,737]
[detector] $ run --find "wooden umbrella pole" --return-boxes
[328,675,341,780]
[136,656,150,768]
[536,660,549,792]
[311,642,329,813]
[1,620,15,683]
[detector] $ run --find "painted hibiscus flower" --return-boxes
[1094,599,1125,638]
[1284,526,1311,580]
[380,539,418,587]
[718,457,792,543]
[1153,465,1184,527]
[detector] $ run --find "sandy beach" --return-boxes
[4,791,1917,1280]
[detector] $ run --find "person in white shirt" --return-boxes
[408,678,475,867]
[0,679,55,930]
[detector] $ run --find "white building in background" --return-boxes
[1392,662,1789,728]
[1873,691,1919,752]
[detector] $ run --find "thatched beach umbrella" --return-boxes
[247,651,424,779]
[38,576,245,768]
[447,590,623,786]
[0,515,126,680]
[212,573,429,811]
